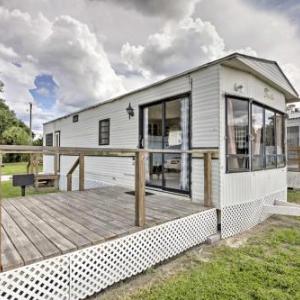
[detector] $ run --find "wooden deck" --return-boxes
[1,186,205,271]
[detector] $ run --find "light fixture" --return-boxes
[234,83,244,93]
[126,103,134,119]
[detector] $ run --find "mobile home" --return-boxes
[287,107,300,188]
[43,53,299,238]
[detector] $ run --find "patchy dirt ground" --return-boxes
[89,214,299,300]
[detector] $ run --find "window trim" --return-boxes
[225,95,286,173]
[73,114,79,123]
[45,133,53,147]
[225,95,250,173]
[99,118,110,146]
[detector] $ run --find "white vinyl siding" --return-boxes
[219,65,287,207]
[191,65,220,148]
[237,56,296,97]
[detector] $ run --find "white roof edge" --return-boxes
[44,52,298,126]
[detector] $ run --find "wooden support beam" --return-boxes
[135,151,145,227]
[66,157,80,192]
[204,152,213,208]
[79,154,85,191]
[0,153,2,272]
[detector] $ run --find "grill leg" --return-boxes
[21,186,26,197]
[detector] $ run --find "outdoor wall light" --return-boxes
[126,103,134,119]
[234,83,244,93]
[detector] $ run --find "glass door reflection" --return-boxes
[143,97,190,193]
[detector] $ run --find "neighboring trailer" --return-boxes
[287,109,300,188]
[44,53,299,237]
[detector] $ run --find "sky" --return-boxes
[0,0,299,135]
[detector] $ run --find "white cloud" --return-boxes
[0,6,125,131]
[121,17,256,78]
[195,0,300,94]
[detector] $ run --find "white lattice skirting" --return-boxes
[221,190,285,238]
[0,209,217,300]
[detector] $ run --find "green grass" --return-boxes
[287,190,300,204]
[1,162,42,175]
[1,180,57,198]
[126,193,300,300]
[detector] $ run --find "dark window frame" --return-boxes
[225,95,286,173]
[99,118,110,145]
[73,115,79,123]
[225,96,250,173]
[45,133,53,147]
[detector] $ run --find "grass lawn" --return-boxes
[97,190,300,300]
[1,180,57,198]
[1,161,43,175]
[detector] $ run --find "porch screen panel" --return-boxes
[251,104,264,170]
[265,109,276,168]
[227,98,249,171]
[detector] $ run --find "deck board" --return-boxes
[1,186,206,271]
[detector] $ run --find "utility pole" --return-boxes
[29,102,32,144]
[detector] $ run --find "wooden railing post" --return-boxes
[0,153,2,272]
[204,152,213,207]
[79,154,85,191]
[135,150,145,227]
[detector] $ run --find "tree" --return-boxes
[0,81,31,144]
[2,126,31,145]
[33,137,43,146]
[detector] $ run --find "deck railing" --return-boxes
[287,146,300,171]
[0,145,219,272]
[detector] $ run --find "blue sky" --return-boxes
[29,74,57,110]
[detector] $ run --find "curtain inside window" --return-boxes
[265,109,276,168]
[252,104,264,169]
[227,98,249,171]
[276,113,285,167]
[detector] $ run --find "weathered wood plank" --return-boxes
[27,196,103,244]
[1,227,24,271]
[7,200,77,254]
[56,192,135,232]
[11,198,91,249]
[40,194,117,238]
[3,201,60,258]
[2,208,43,265]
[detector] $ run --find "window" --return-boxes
[45,133,53,146]
[252,104,264,170]
[99,119,110,145]
[226,97,249,172]
[226,96,285,172]
[287,126,299,146]
[73,114,79,123]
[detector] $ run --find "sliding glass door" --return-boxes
[142,96,190,194]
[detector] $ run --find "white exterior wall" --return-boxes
[219,66,287,208]
[191,65,220,207]
[44,67,221,206]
